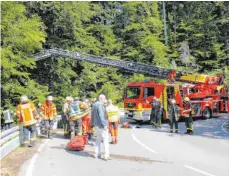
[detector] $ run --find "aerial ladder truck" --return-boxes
[34,48,229,122]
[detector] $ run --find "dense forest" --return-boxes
[1,1,229,110]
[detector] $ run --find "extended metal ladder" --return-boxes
[34,48,183,80]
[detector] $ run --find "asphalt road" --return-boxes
[19,113,229,176]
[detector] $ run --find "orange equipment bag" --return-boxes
[66,134,88,151]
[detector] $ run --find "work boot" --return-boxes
[115,137,118,144]
[22,143,29,147]
[184,131,190,134]
[110,140,115,144]
[48,134,53,139]
[104,156,112,161]
[28,141,34,147]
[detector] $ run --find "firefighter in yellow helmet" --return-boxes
[183,97,194,135]
[16,95,39,147]
[40,96,57,139]
[106,99,120,144]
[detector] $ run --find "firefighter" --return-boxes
[150,97,157,127]
[168,99,180,133]
[106,99,120,144]
[2,105,14,130]
[155,98,163,128]
[36,103,42,136]
[69,97,83,138]
[183,97,194,135]
[62,96,72,137]
[40,96,57,139]
[16,95,38,147]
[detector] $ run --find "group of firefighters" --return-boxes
[1,93,194,149]
[4,94,120,148]
[149,96,194,135]
[61,96,120,144]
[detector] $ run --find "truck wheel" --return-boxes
[202,107,212,119]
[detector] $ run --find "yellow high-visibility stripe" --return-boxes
[125,108,151,111]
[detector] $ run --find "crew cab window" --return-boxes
[144,87,155,98]
[126,87,141,99]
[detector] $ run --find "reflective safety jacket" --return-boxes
[3,109,14,123]
[183,102,192,118]
[40,102,57,120]
[16,102,37,127]
[106,104,119,123]
[168,104,179,121]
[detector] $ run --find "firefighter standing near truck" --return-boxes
[155,98,163,128]
[168,99,180,133]
[40,96,57,139]
[183,97,194,135]
[150,97,157,128]
[16,95,39,147]
[106,99,120,144]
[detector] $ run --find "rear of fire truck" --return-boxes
[180,74,229,119]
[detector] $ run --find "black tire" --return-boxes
[202,107,212,119]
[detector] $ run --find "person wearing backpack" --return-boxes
[69,98,83,139]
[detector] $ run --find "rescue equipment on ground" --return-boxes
[66,134,88,151]
[122,122,131,129]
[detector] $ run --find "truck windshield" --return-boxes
[126,87,141,99]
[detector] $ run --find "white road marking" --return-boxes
[131,134,158,154]
[131,125,220,176]
[131,125,157,154]
[25,153,38,176]
[25,133,57,176]
[184,165,217,176]
[221,120,229,135]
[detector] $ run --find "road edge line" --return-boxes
[25,153,38,176]
[25,136,52,176]
[184,165,217,176]
[221,120,229,135]
[131,126,157,154]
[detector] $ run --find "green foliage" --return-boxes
[1,2,48,107]
[1,1,228,111]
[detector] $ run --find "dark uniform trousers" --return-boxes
[62,113,70,136]
[185,116,193,133]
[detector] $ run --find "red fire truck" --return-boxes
[124,74,229,122]
[34,48,229,122]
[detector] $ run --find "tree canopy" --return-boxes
[1,1,229,110]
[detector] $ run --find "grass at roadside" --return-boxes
[1,137,43,176]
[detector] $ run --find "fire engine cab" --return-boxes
[124,80,182,121]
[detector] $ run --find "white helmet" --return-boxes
[69,97,73,102]
[171,99,176,104]
[20,95,29,102]
[47,96,53,101]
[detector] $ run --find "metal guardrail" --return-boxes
[0,125,24,159]
[0,115,61,160]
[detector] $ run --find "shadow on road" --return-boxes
[65,148,172,164]
[146,118,229,140]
